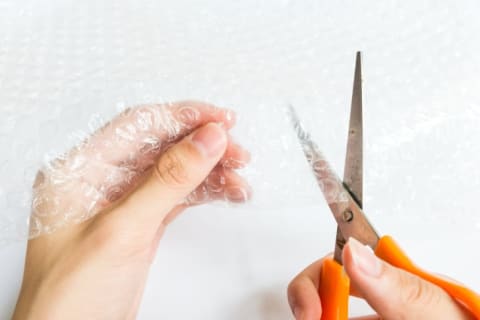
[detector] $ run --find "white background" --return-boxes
[1,0,480,318]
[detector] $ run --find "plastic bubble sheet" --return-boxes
[1,0,480,243]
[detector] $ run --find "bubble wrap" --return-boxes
[289,106,349,205]
[1,0,480,244]
[28,102,251,238]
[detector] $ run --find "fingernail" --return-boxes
[224,109,236,125]
[191,123,227,157]
[205,171,226,193]
[348,237,381,278]
[224,186,250,202]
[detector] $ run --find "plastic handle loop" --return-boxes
[319,258,350,320]
[375,235,480,319]
[318,236,480,319]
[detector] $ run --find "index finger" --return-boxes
[288,254,368,319]
[287,255,330,319]
[84,100,236,166]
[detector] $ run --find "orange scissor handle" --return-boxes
[319,258,350,320]
[318,236,480,320]
[375,235,480,319]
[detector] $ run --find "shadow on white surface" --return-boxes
[0,241,26,319]
[227,286,293,320]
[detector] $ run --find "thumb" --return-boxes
[113,122,227,234]
[343,238,472,320]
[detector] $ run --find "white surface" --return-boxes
[1,0,480,318]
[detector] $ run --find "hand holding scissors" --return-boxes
[287,53,480,320]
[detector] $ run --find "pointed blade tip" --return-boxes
[287,104,307,140]
[355,52,362,71]
[356,51,362,60]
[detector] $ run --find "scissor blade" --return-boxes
[289,105,352,263]
[289,103,378,263]
[343,51,363,208]
[288,106,348,204]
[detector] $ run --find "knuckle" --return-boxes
[174,105,202,127]
[155,151,189,186]
[401,272,441,308]
[287,276,306,301]
[286,281,300,307]
[287,279,296,297]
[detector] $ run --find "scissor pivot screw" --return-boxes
[342,210,354,222]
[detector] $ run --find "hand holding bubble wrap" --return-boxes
[14,101,254,319]
[29,101,251,238]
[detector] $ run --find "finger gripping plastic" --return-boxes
[28,103,248,239]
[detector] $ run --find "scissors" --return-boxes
[289,52,480,320]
